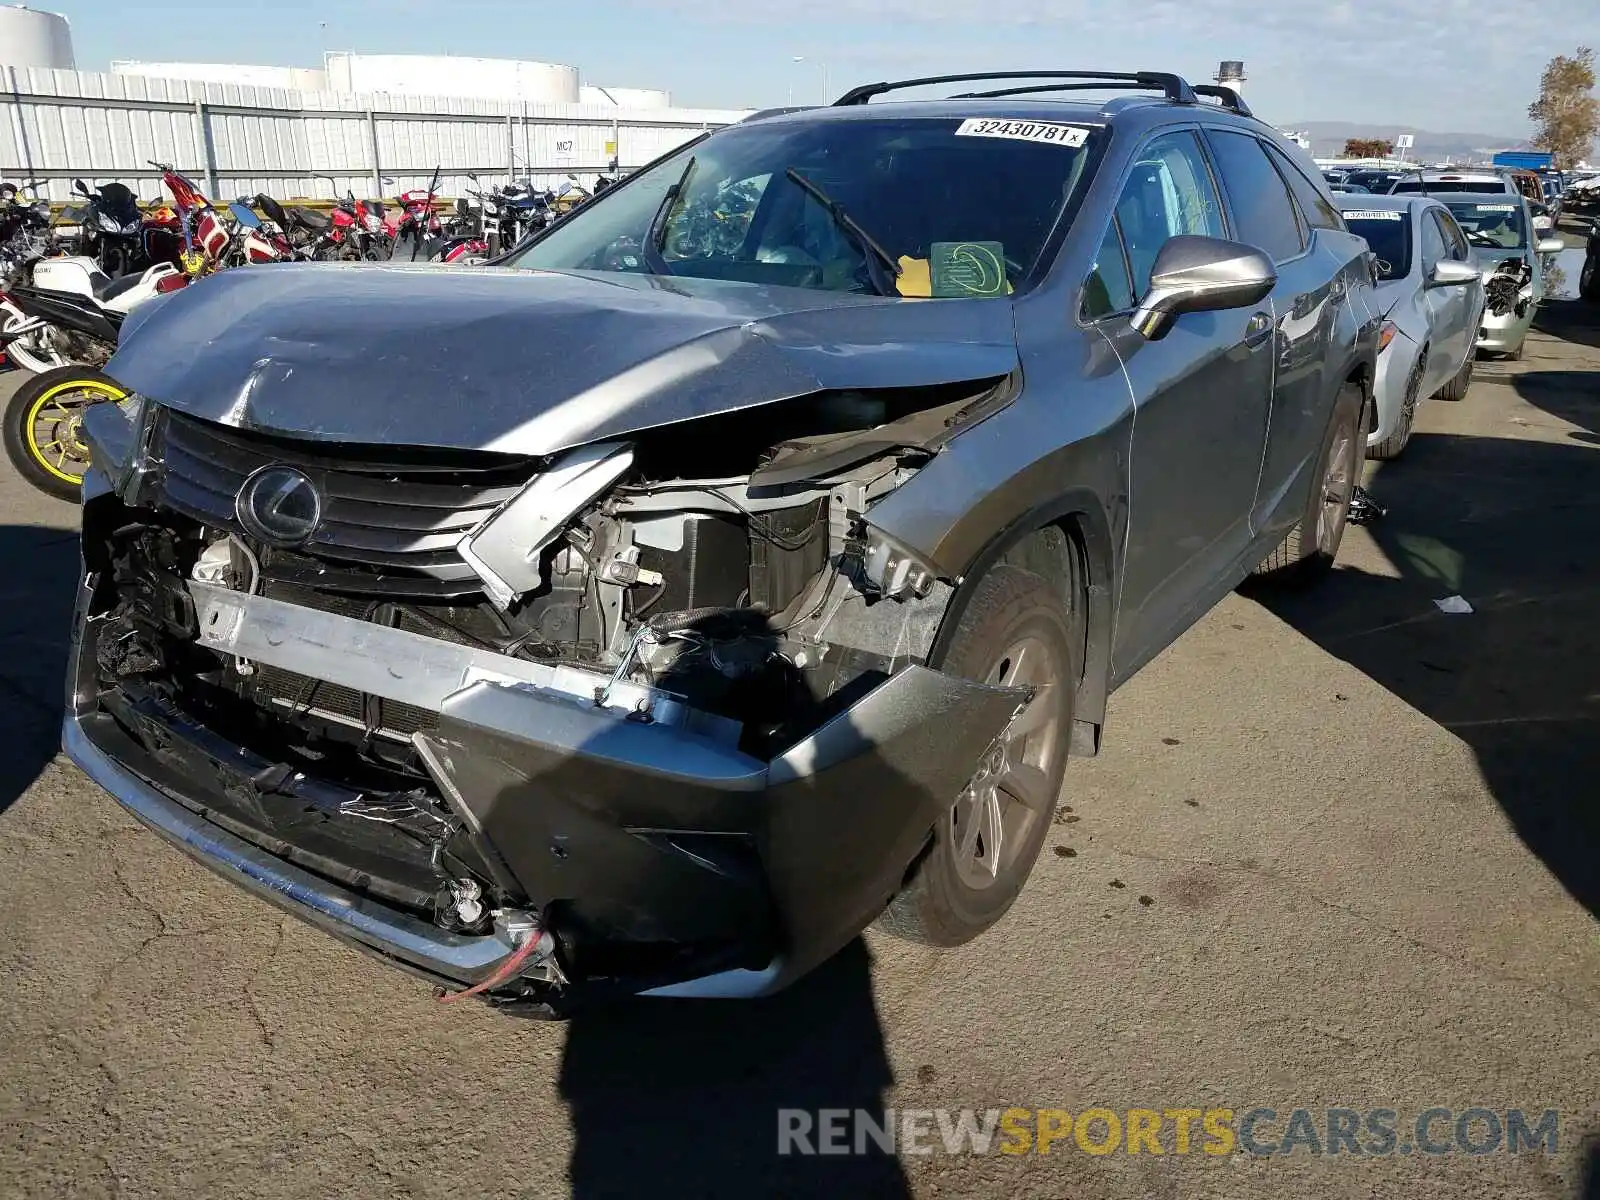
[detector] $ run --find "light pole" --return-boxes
[792,56,828,105]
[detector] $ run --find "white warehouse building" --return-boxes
[108,51,675,112]
[2,17,743,201]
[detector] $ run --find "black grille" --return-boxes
[151,410,538,595]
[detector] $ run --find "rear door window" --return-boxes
[1266,143,1344,231]
[1205,129,1305,263]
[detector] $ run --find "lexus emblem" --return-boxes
[236,465,322,547]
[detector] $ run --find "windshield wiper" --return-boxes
[642,155,697,274]
[784,168,902,296]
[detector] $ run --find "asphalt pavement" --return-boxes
[0,288,1596,1200]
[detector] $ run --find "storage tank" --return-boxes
[111,61,327,90]
[0,5,74,70]
[324,53,579,103]
[580,85,671,109]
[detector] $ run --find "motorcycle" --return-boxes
[248,194,341,260]
[317,175,393,260]
[2,362,136,500]
[0,249,187,495]
[390,166,448,262]
[149,161,230,278]
[0,180,70,372]
[64,177,150,277]
[0,253,187,368]
[224,198,308,265]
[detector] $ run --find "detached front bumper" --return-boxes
[65,566,1025,1002]
[1476,299,1535,354]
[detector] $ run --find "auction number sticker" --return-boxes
[955,118,1089,148]
[1475,204,1517,211]
[1345,211,1404,221]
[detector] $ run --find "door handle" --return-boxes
[1244,312,1273,348]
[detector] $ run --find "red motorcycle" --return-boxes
[390,166,448,261]
[148,161,229,276]
[316,175,392,260]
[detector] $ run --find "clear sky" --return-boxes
[56,0,1589,134]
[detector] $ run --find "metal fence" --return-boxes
[0,64,748,202]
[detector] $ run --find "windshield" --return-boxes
[1342,210,1412,279]
[1444,200,1527,249]
[505,116,1097,295]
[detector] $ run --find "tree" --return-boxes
[1528,47,1598,169]
[1343,138,1394,159]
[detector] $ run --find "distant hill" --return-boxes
[1289,121,1529,163]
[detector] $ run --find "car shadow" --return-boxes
[1245,331,1600,922]
[0,524,80,816]
[558,937,908,1199]
[1534,296,1600,355]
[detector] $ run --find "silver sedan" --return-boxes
[1340,195,1485,458]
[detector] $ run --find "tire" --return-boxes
[1579,252,1597,302]
[1254,382,1364,582]
[877,564,1077,947]
[2,366,127,501]
[1434,351,1472,402]
[1505,338,1525,362]
[1369,351,1424,461]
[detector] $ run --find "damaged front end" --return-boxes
[66,379,1029,1008]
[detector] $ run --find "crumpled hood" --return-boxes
[108,263,1020,457]
[1476,247,1532,276]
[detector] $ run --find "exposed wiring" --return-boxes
[435,929,545,1004]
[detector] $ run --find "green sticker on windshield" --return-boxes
[930,242,1007,298]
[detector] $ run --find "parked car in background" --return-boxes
[1386,168,1558,234]
[1441,192,1564,359]
[68,70,1379,1011]
[1388,169,1515,196]
[1347,169,1405,194]
[1339,196,1483,458]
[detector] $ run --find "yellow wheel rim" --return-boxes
[23,378,126,484]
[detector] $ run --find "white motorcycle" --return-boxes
[0,254,187,374]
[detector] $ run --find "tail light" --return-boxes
[155,273,189,294]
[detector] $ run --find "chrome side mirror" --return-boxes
[1130,236,1277,340]
[1536,237,1565,255]
[1428,259,1481,287]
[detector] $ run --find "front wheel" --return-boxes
[1581,252,1598,302]
[877,565,1076,946]
[2,366,128,501]
[1435,351,1473,402]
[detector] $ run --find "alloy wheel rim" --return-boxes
[950,633,1062,890]
[1316,421,1358,554]
[25,385,116,483]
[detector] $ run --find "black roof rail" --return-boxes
[951,81,1165,100]
[833,71,1197,108]
[1190,84,1253,118]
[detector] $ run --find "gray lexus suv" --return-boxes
[68,70,1378,1014]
